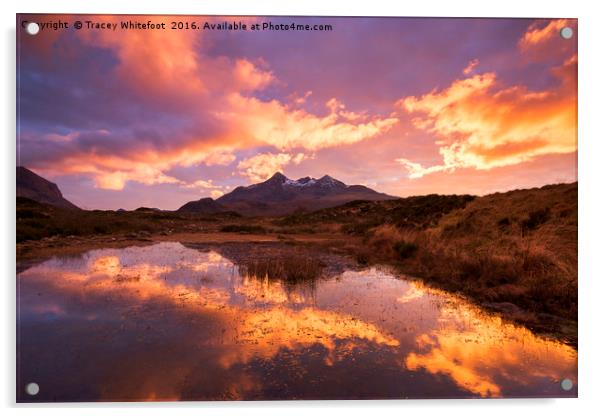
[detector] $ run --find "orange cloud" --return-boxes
[462,58,479,75]
[520,19,569,49]
[237,152,308,182]
[182,179,225,199]
[78,159,183,191]
[225,93,398,152]
[233,59,274,91]
[406,302,576,398]
[76,17,208,102]
[518,19,577,61]
[31,15,397,190]
[396,55,576,178]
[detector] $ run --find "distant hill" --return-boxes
[16,166,79,210]
[134,207,162,212]
[177,197,225,214]
[178,172,397,216]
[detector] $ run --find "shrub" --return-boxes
[394,241,418,259]
[341,219,381,236]
[354,247,371,265]
[497,217,511,228]
[521,208,551,232]
[93,224,109,234]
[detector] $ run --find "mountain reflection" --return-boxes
[17,242,577,401]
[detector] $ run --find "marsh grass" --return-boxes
[239,255,324,284]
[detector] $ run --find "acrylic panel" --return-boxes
[16,14,578,402]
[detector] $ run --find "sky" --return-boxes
[17,15,577,210]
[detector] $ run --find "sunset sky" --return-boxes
[17,15,577,210]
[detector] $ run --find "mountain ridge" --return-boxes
[178,172,397,216]
[17,166,79,210]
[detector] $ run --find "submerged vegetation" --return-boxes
[239,255,324,284]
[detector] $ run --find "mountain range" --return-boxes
[178,172,397,216]
[16,167,397,216]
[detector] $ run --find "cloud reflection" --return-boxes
[17,243,577,400]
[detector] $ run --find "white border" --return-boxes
[2,1,601,415]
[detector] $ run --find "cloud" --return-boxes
[518,19,576,61]
[183,179,217,189]
[104,167,177,191]
[519,19,569,49]
[462,59,479,75]
[292,91,313,105]
[20,15,397,191]
[20,15,577,205]
[233,59,274,91]
[394,158,449,179]
[237,152,307,182]
[181,179,226,199]
[224,94,398,152]
[182,150,236,167]
[210,190,225,199]
[396,55,576,178]
[291,153,308,164]
[21,128,241,191]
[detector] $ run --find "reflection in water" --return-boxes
[403,281,576,397]
[17,242,577,401]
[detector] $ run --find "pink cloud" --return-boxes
[518,19,577,61]
[462,59,479,75]
[237,152,308,182]
[396,54,576,178]
[28,15,397,190]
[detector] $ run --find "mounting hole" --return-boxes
[25,382,40,396]
[25,22,40,36]
[560,378,573,391]
[560,27,573,40]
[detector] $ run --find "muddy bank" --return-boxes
[16,231,351,269]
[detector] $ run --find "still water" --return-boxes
[17,242,577,401]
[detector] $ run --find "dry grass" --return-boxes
[350,183,577,321]
[17,197,247,242]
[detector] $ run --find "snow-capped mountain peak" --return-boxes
[281,174,346,189]
[283,177,317,187]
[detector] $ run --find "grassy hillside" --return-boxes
[344,183,577,323]
[438,183,577,317]
[274,194,476,231]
